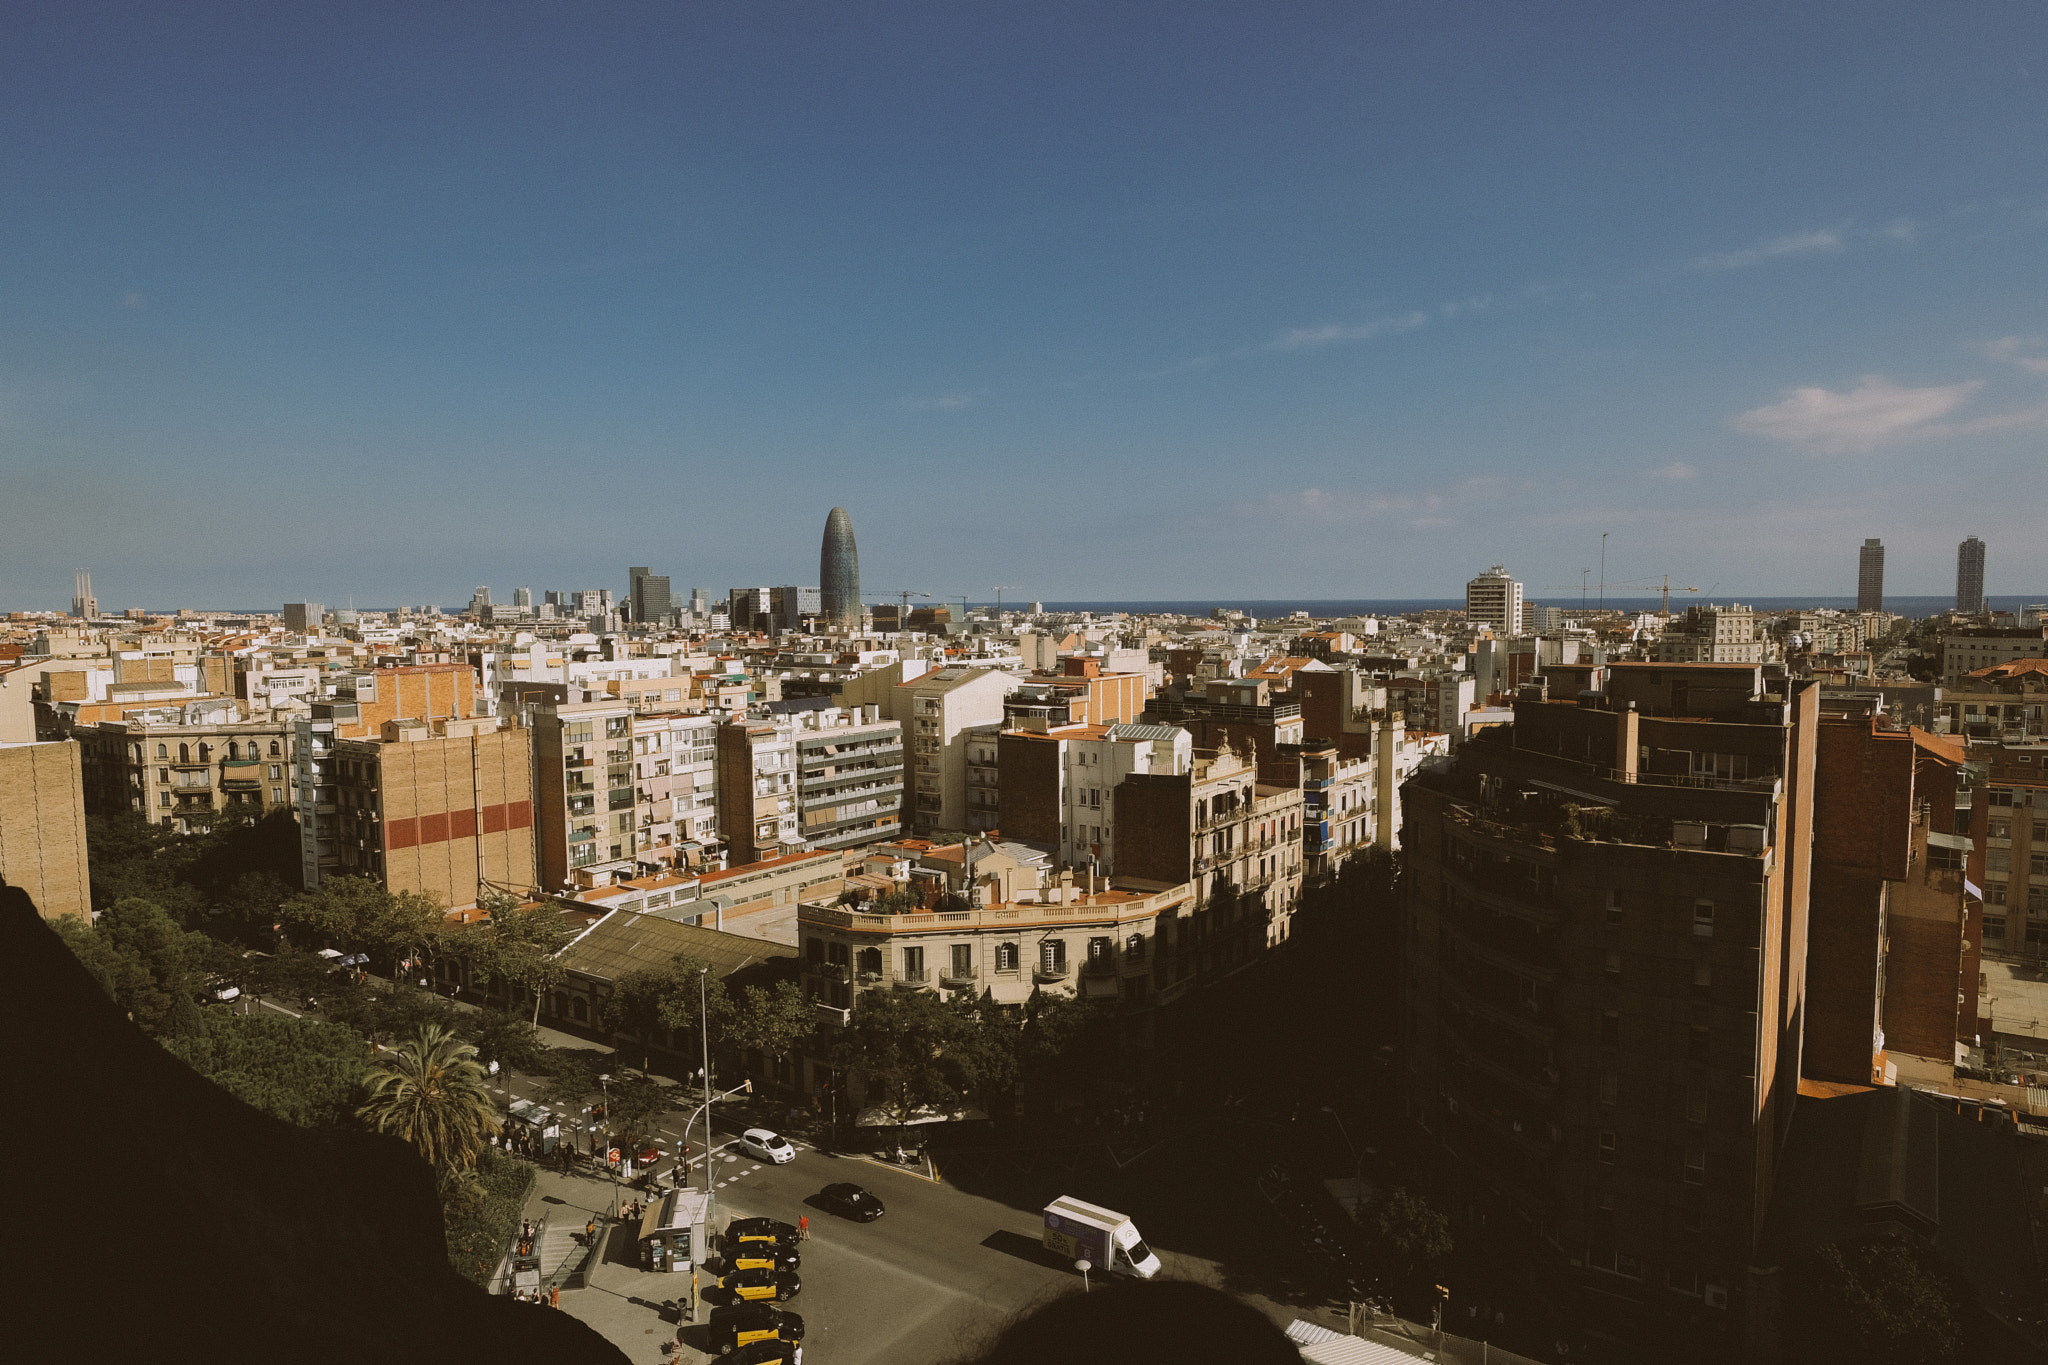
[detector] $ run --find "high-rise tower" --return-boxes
[1856,538,1884,612]
[71,570,96,619]
[1957,536,1987,615]
[820,507,861,626]
[1464,564,1523,635]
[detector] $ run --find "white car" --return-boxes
[739,1128,796,1164]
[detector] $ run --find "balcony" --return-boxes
[892,967,930,988]
[1034,962,1071,982]
[940,964,977,987]
[813,1003,852,1029]
[1080,956,1118,978]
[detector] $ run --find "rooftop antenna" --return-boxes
[994,586,1016,616]
[1599,533,1607,613]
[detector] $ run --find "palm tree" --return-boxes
[357,1022,502,1172]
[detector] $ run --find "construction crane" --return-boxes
[1542,573,1701,616]
[993,586,1017,616]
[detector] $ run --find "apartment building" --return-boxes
[792,707,904,852]
[1399,664,1819,1351]
[1805,704,1969,1085]
[1940,625,2048,684]
[717,716,802,864]
[323,717,537,905]
[997,721,1191,873]
[82,699,296,829]
[628,710,722,862]
[797,861,1191,1046]
[528,697,641,891]
[1971,739,2048,953]
[1114,743,1306,987]
[1144,676,1305,762]
[1466,564,1524,636]
[697,848,844,925]
[1651,605,1764,665]
[897,667,1017,835]
[0,739,91,919]
[1941,658,2048,739]
[1000,657,1147,729]
[1262,740,1376,880]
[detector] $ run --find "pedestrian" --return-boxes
[799,1215,809,1241]
[549,1285,560,1309]
[586,1217,597,1243]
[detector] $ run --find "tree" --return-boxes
[357,1022,502,1173]
[460,1007,548,1074]
[54,896,229,1035]
[278,875,392,959]
[1370,1186,1452,1267]
[833,987,970,1126]
[605,1075,672,1154]
[162,1011,370,1128]
[601,953,731,1071]
[376,890,451,976]
[460,893,573,1025]
[725,981,815,1088]
[1790,1231,1975,1365]
[326,979,460,1048]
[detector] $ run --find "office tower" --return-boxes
[468,586,492,616]
[282,603,324,634]
[1957,536,1988,614]
[1465,564,1524,635]
[1856,538,1884,612]
[629,567,671,626]
[820,506,861,626]
[513,587,532,611]
[71,570,97,620]
[728,587,771,632]
[769,585,821,632]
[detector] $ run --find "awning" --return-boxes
[1926,831,1972,851]
[1526,778,1616,807]
[315,948,343,960]
[1910,726,1967,765]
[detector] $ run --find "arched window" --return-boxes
[178,743,189,763]
[270,741,281,757]
[228,741,240,760]
[156,744,168,760]
[198,743,210,761]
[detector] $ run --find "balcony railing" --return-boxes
[893,967,930,987]
[804,961,851,983]
[1034,962,1071,981]
[940,964,977,985]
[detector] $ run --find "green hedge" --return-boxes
[445,1150,535,1286]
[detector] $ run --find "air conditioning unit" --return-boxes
[1703,1284,1728,1309]
[1673,820,1709,847]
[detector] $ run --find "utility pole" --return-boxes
[1599,533,1607,613]
[994,586,1016,617]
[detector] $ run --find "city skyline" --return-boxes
[5,5,2048,605]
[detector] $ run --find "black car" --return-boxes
[707,1303,805,1356]
[725,1217,801,1250]
[818,1181,885,1223]
[718,1266,802,1303]
[727,1341,801,1365]
[725,1241,801,1274]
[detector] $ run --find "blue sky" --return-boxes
[4,2,2046,609]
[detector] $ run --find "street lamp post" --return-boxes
[600,1073,618,1215]
[1321,1106,1364,1209]
[698,968,714,1195]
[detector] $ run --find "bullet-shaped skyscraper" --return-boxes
[820,507,861,626]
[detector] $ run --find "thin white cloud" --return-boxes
[1882,217,1917,243]
[1733,375,1981,453]
[1657,461,1697,480]
[1240,488,1416,521]
[1264,311,1430,352]
[121,291,145,309]
[1983,335,2048,375]
[1692,228,1845,271]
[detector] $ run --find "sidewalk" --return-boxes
[516,1162,706,1361]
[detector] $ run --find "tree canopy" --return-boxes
[1790,1231,1976,1365]
[54,896,233,1035]
[162,1011,370,1128]
[357,1022,502,1173]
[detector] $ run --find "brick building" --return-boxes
[0,739,91,919]
[325,717,537,906]
[1400,663,1819,1351]
[1804,704,1969,1085]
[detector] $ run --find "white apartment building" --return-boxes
[1465,565,1524,636]
[895,667,1018,835]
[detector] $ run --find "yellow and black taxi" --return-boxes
[708,1302,805,1356]
[725,1240,800,1275]
[725,1217,800,1250]
[728,1339,801,1365]
[718,1265,802,1302]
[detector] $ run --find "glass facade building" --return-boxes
[820,506,861,626]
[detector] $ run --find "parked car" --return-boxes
[726,1241,801,1274]
[725,1218,800,1250]
[818,1182,885,1222]
[727,1339,801,1365]
[707,1303,805,1356]
[738,1128,796,1164]
[718,1266,802,1303]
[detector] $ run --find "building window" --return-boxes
[270,787,284,803]
[806,937,825,963]
[1597,1130,1616,1164]
[856,947,882,980]
[1088,936,1112,963]
[1605,889,1623,925]
[1599,1070,1618,1106]
[1684,1147,1706,1184]
[158,792,171,807]
[1693,962,1713,992]
[1984,915,2006,941]
[902,946,924,980]
[178,743,190,763]
[1040,939,1067,973]
[156,743,168,759]
[1687,1088,1709,1124]
[951,943,973,979]
[1604,949,1621,976]
[996,942,1019,972]
[1692,899,1715,937]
